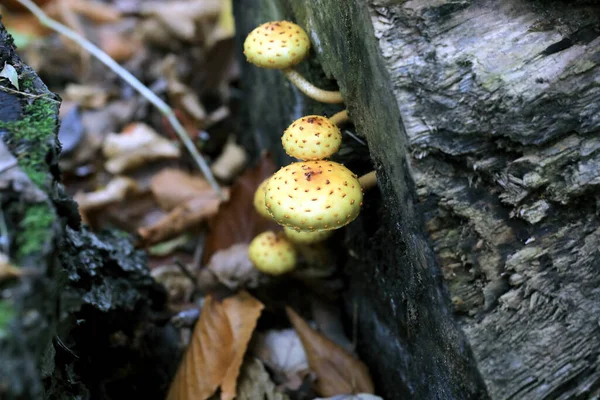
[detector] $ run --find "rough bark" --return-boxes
[234,0,600,399]
[0,20,178,399]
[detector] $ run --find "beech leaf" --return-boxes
[286,307,375,397]
[167,292,264,400]
[167,295,234,400]
[220,291,265,400]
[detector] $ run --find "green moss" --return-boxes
[16,204,55,261]
[0,96,58,188]
[0,300,15,340]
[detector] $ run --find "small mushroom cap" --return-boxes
[248,231,297,275]
[243,21,310,69]
[282,115,342,160]
[284,226,333,244]
[265,161,363,232]
[253,178,271,219]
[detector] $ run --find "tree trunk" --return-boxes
[0,21,177,400]
[233,0,600,399]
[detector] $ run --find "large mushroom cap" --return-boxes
[265,161,363,232]
[243,21,310,69]
[282,115,342,160]
[248,231,297,275]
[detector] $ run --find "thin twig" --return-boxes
[15,0,225,199]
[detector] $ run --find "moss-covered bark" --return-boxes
[0,20,177,399]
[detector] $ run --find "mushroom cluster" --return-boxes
[244,20,377,275]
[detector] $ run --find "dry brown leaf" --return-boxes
[167,295,234,400]
[64,84,109,109]
[67,0,121,23]
[103,123,180,174]
[253,328,309,391]
[138,187,229,246]
[74,176,138,213]
[162,55,207,123]
[203,152,280,263]
[98,28,138,62]
[286,307,374,397]
[207,243,266,290]
[220,291,265,400]
[167,292,264,400]
[151,168,214,211]
[139,0,221,41]
[236,358,290,400]
[211,137,248,182]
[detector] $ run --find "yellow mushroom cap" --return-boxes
[248,231,297,275]
[253,178,271,219]
[243,21,310,69]
[282,116,342,160]
[284,226,333,244]
[265,161,363,232]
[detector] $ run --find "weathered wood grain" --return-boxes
[372,0,600,398]
[235,0,600,398]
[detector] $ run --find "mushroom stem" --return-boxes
[358,171,377,190]
[283,69,344,104]
[329,109,349,127]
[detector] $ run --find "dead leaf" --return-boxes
[314,395,383,400]
[64,84,109,109]
[236,358,289,400]
[253,328,309,391]
[0,63,19,90]
[138,187,228,246]
[211,137,248,182]
[162,55,207,123]
[74,176,138,211]
[67,0,121,23]
[139,0,222,41]
[103,123,180,174]
[167,292,264,400]
[167,295,234,400]
[151,264,195,304]
[98,28,139,62]
[220,291,265,400]
[286,307,374,397]
[207,243,266,290]
[203,152,280,263]
[151,168,213,211]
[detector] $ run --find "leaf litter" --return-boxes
[4,0,379,398]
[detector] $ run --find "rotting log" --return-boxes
[0,20,178,399]
[234,0,600,399]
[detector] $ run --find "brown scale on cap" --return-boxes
[248,231,297,275]
[282,115,342,160]
[243,21,310,70]
[265,161,363,232]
